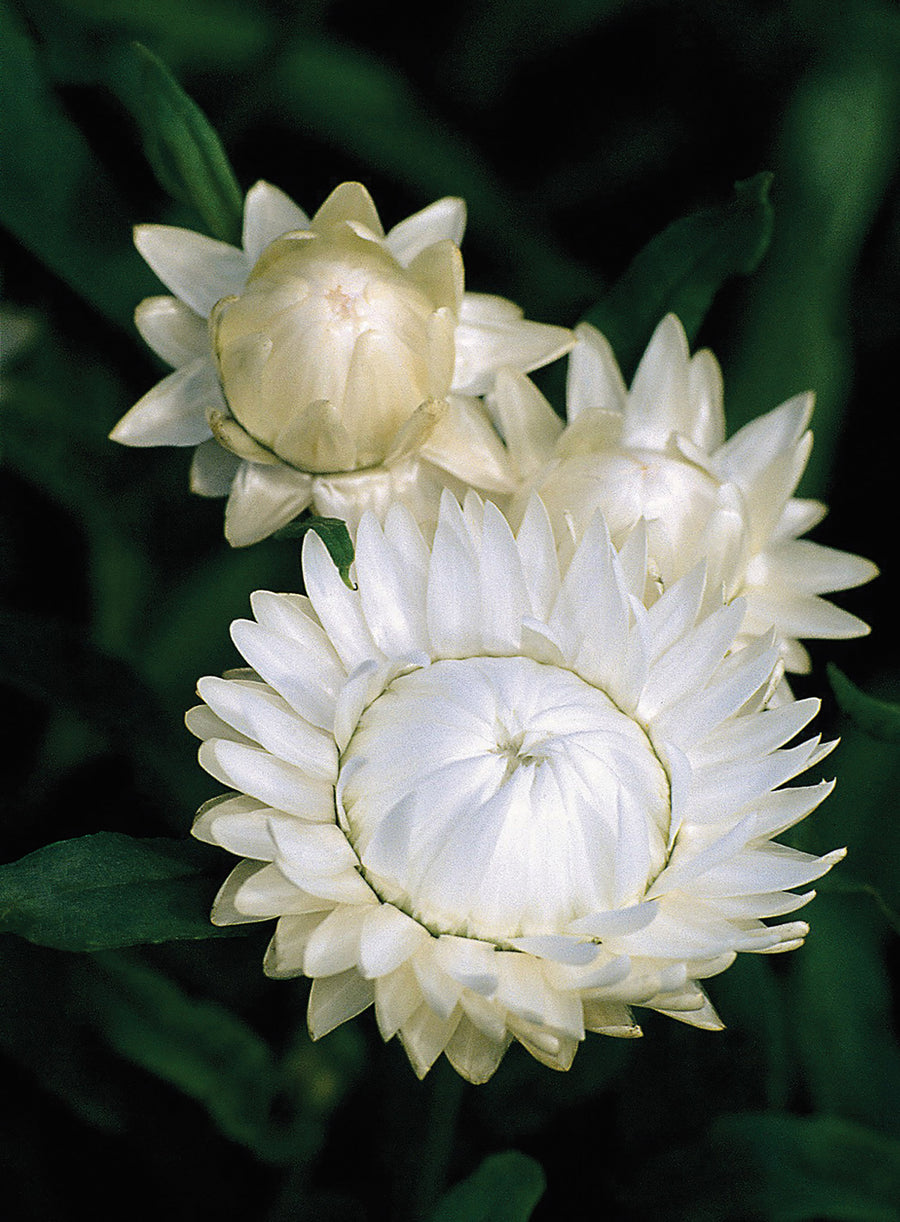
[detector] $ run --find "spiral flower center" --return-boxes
[338,656,671,941]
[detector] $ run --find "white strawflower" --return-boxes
[110,180,572,545]
[189,491,842,1083]
[495,315,877,677]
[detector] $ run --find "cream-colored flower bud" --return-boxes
[111,179,574,545]
[210,207,461,473]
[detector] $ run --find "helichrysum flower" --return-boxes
[111,180,572,544]
[494,315,877,677]
[189,491,842,1083]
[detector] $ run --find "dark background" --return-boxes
[1,1,899,1218]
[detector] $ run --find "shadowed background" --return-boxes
[1,1,899,1218]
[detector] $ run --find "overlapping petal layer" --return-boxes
[496,315,877,675]
[191,493,842,1082]
[112,181,572,544]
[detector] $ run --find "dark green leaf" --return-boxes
[708,1112,900,1222]
[726,11,900,493]
[0,606,197,809]
[635,1111,900,1221]
[0,833,238,950]
[131,41,243,244]
[828,665,900,743]
[0,0,151,326]
[582,173,774,379]
[275,516,355,587]
[85,951,364,1164]
[788,893,900,1134]
[429,1151,546,1222]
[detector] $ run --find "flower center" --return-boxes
[211,225,444,473]
[338,656,671,941]
[536,449,731,587]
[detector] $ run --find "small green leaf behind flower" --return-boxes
[828,665,900,743]
[429,1151,546,1222]
[130,41,244,245]
[582,173,774,380]
[275,515,356,587]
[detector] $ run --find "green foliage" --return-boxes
[87,951,363,1163]
[828,666,900,743]
[582,173,774,380]
[0,0,150,326]
[275,516,355,587]
[0,833,236,950]
[129,41,244,244]
[429,1152,546,1222]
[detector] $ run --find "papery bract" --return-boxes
[111,181,572,545]
[189,492,842,1082]
[494,315,877,678]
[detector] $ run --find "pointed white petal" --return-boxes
[242,180,310,264]
[307,969,375,1038]
[223,461,314,547]
[385,197,467,264]
[198,738,335,819]
[190,439,241,496]
[110,358,220,446]
[135,296,208,366]
[135,224,249,316]
[567,323,628,419]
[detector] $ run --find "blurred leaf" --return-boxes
[582,173,774,380]
[0,0,151,327]
[275,516,354,587]
[87,951,284,1160]
[0,832,237,950]
[711,955,793,1111]
[429,1151,546,1222]
[728,5,900,493]
[707,1113,900,1222]
[86,951,364,1164]
[0,605,193,806]
[271,35,599,314]
[828,665,900,743]
[130,42,243,244]
[52,0,271,71]
[788,893,900,1134]
[635,1110,900,1221]
[0,940,132,1132]
[445,0,647,107]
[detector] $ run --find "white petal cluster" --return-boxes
[494,315,877,676]
[190,492,842,1082]
[111,181,572,545]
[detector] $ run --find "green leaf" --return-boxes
[582,173,774,379]
[429,1151,546,1222]
[84,951,364,1164]
[0,0,151,327]
[726,10,900,493]
[275,516,355,587]
[828,665,900,743]
[0,833,238,951]
[130,41,243,244]
[636,1111,900,1221]
[708,1112,900,1222]
[788,892,900,1135]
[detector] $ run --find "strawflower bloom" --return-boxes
[111,181,572,544]
[189,492,842,1083]
[494,315,877,677]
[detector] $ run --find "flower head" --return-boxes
[111,181,572,544]
[494,315,877,676]
[190,492,842,1082]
